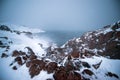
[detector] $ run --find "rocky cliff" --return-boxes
[62,21,120,59]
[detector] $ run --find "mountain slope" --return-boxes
[0,22,120,80]
[62,21,120,59]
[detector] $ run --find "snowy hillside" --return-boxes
[0,22,120,80]
[0,24,52,80]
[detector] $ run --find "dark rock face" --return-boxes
[12,50,26,57]
[53,67,67,80]
[12,66,17,70]
[1,53,8,58]
[82,69,94,76]
[53,67,82,80]
[71,51,80,58]
[45,62,58,73]
[82,62,91,68]
[0,25,11,31]
[0,41,3,45]
[0,37,8,40]
[106,72,119,79]
[67,71,82,80]
[15,57,23,65]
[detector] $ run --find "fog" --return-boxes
[0,0,120,31]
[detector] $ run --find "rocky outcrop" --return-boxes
[10,48,84,79]
[106,72,119,79]
[82,69,94,76]
[1,53,8,58]
[62,21,120,59]
[0,25,11,31]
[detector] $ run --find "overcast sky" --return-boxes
[0,0,120,31]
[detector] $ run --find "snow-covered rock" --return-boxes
[0,22,120,80]
[63,21,120,59]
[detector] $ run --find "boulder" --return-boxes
[0,25,11,31]
[82,69,94,76]
[106,72,119,79]
[1,53,8,58]
[45,62,58,73]
[82,62,91,68]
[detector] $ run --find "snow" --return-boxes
[76,38,82,43]
[0,23,45,33]
[93,48,98,54]
[103,28,113,34]
[116,28,120,31]
[96,39,99,42]
[0,24,53,80]
[32,70,54,80]
[16,26,45,33]
[115,38,119,41]
[0,26,50,56]
[0,57,54,80]
[80,56,120,80]
[81,43,87,47]
[95,27,113,36]
[0,57,31,80]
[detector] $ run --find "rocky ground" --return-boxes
[0,21,120,80]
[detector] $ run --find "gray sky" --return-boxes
[0,0,120,31]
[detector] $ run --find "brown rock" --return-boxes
[45,62,58,73]
[88,39,96,49]
[67,71,82,80]
[22,56,28,61]
[59,66,66,71]
[104,31,114,42]
[67,71,75,80]
[12,50,20,57]
[82,69,94,76]
[28,59,46,78]
[65,63,74,72]
[105,41,120,59]
[12,50,26,57]
[29,54,37,60]
[115,31,120,38]
[15,57,23,65]
[71,51,80,58]
[53,68,67,80]
[29,64,41,78]
[19,51,26,55]
[26,61,31,67]
[98,33,105,44]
